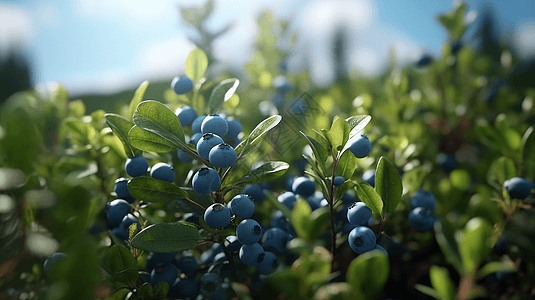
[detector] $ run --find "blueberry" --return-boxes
[239,243,265,266]
[333,176,345,187]
[170,277,199,299]
[192,168,221,194]
[213,252,227,264]
[236,219,263,245]
[197,133,225,160]
[199,243,223,265]
[111,226,129,240]
[289,98,307,115]
[175,105,197,127]
[200,273,221,297]
[270,210,290,230]
[146,252,176,272]
[262,227,289,254]
[150,162,175,183]
[273,76,292,93]
[209,144,237,168]
[189,132,203,147]
[243,184,265,202]
[347,202,373,227]
[204,203,231,229]
[408,207,435,232]
[228,194,255,219]
[277,191,297,209]
[177,149,194,163]
[120,213,140,231]
[225,117,242,138]
[106,199,131,228]
[504,177,534,200]
[348,135,371,159]
[201,115,228,137]
[436,153,457,171]
[348,226,376,254]
[342,191,357,205]
[192,115,207,133]
[125,156,149,177]
[272,93,284,109]
[171,75,194,95]
[114,177,135,203]
[292,176,316,197]
[305,193,323,210]
[257,251,278,275]
[224,235,243,253]
[150,263,178,287]
[362,169,376,187]
[374,244,388,256]
[176,251,198,275]
[415,54,433,67]
[285,175,297,190]
[43,252,67,276]
[411,190,436,212]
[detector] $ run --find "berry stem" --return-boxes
[329,147,339,271]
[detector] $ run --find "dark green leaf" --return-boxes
[128,177,188,203]
[106,245,138,285]
[133,100,186,148]
[313,129,330,148]
[375,156,402,214]
[522,126,535,180]
[235,115,282,158]
[458,217,493,274]
[326,116,349,152]
[185,48,208,83]
[355,182,383,216]
[334,180,355,204]
[434,221,464,275]
[305,169,330,201]
[291,199,312,240]
[105,113,142,157]
[346,250,389,299]
[128,125,176,153]
[429,265,456,300]
[207,78,239,114]
[308,207,330,241]
[335,150,357,179]
[302,154,325,180]
[228,161,289,189]
[154,281,170,299]
[130,222,201,252]
[300,131,328,164]
[138,282,154,300]
[128,81,149,120]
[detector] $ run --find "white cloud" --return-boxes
[514,22,535,59]
[75,0,177,24]
[0,3,34,54]
[64,68,142,95]
[138,36,196,79]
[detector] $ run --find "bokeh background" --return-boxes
[1,0,534,101]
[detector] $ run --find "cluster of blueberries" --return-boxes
[408,190,437,233]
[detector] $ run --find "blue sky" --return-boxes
[1,0,534,95]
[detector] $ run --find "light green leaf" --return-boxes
[375,156,402,214]
[128,80,149,120]
[128,125,176,153]
[346,115,372,141]
[185,48,208,83]
[207,78,239,114]
[458,217,493,274]
[291,199,313,240]
[105,113,142,157]
[335,150,357,179]
[235,115,282,158]
[355,182,383,216]
[133,100,186,147]
[326,116,349,152]
[128,177,189,203]
[521,126,535,180]
[429,265,456,300]
[476,260,516,280]
[300,131,328,164]
[487,156,516,190]
[346,250,389,299]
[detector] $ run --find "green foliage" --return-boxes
[130,222,201,253]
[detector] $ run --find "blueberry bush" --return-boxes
[1,1,535,299]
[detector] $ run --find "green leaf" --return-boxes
[106,245,138,285]
[128,80,149,120]
[305,169,330,201]
[487,156,516,190]
[402,164,431,195]
[415,284,441,300]
[429,265,456,300]
[154,281,170,299]
[434,221,464,275]
[128,177,189,203]
[334,180,355,204]
[476,260,516,280]
[346,115,372,141]
[226,161,289,190]
[326,116,349,152]
[449,169,471,191]
[128,125,176,153]
[173,188,211,213]
[437,2,468,40]
[375,156,402,215]
[300,131,328,164]
[308,207,331,241]
[335,150,357,179]
[457,217,493,274]
[235,115,282,158]
[185,48,208,83]
[207,78,239,114]
[130,222,201,252]
[355,182,383,216]
[291,199,313,240]
[138,282,154,300]
[522,126,535,180]
[346,250,389,299]
[133,100,186,148]
[105,113,142,157]
[64,118,96,143]
[314,282,352,300]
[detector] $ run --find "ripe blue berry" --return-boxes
[504,177,534,200]
[292,176,316,197]
[197,133,225,160]
[192,168,221,194]
[333,176,345,187]
[225,117,242,138]
[306,193,323,210]
[201,115,228,137]
[150,263,178,287]
[348,135,372,158]
[192,115,206,133]
[277,191,297,209]
[273,75,292,93]
[204,203,231,229]
[177,149,194,163]
[236,219,263,245]
[270,210,290,230]
[257,251,278,275]
[114,177,135,203]
[347,202,373,226]
[209,143,237,168]
[175,105,197,127]
[228,194,255,219]
[224,235,243,253]
[200,273,221,297]
[436,152,457,171]
[176,251,198,275]
[409,207,435,232]
[243,184,265,202]
[189,132,203,147]
[262,227,289,254]
[111,226,129,240]
[348,226,376,254]
[43,252,67,276]
[146,252,176,272]
[120,213,141,231]
[362,169,376,187]
[150,162,175,183]
[171,75,194,94]
[411,190,436,212]
[106,199,131,228]
[170,277,199,299]
[239,243,265,266]
[125,156,149,177]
